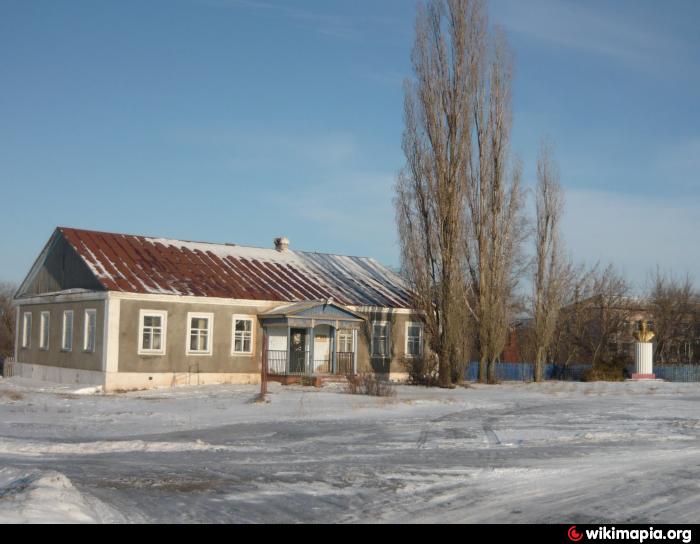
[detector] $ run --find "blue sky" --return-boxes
[1,0,699,291]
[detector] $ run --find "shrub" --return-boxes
[0,390,24,401]
[402,354,439,386]
[346,373,396,397]
[581,356,629,382]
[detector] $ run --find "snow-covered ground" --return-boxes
[0,376,699,523]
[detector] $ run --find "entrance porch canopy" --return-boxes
[259,300,365,329]
[260,300,365,376]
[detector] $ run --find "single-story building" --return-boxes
[12,227,424,391]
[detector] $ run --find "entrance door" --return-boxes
[289,328,307,374]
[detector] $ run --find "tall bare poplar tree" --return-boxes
[531,141,567,381]
[463,29,524,384]
[396,0,480,387]
[397,0,523,386]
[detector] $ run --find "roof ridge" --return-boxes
[58,226,378,261]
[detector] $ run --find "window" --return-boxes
[138,310,167,355]
[62,310,74,351]
[371,321,390,357]
[22,312,32,349]
[83,309,97,353]
[187,313,213,355]
[232,315,254,355]
[337,329,354,353]
[405,322,423,358]
[39,311,50,350]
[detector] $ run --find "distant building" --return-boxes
[13,228,423,391]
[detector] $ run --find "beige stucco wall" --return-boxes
[117,299,265,374]
[15,293,423,383]
[117,300,422,377]
[355,310,423,375]
[15,299,105,372]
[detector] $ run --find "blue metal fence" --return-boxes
[465,361,591,382]
[653,364,700,382]
[464,361,700,382]
[544,364,593,381]
[465,361,535,382]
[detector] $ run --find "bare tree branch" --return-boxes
[0,282,17,358]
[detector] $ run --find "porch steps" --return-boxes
[267,374,352,388]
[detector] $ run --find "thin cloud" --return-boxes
[263,171,398,262]
[202,0,398,40]
[655,138,700,190]
[563,189,700,289]
[167,125,358,169]
[493,0,689,76]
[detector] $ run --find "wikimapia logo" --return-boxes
[567,526,692,543]
[569,527,584,542]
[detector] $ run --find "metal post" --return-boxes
[286,325,291,374]
[352,329,358,375]
[260,329,268,400]
[330,326,337,374]
[308,326,314,375]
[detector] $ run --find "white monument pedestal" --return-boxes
[632,342,655,380]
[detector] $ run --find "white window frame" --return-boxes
[186,312,214,356]
[83,309,97,353]
[62,310,74,352]
[231,315,255,356]
[404,321,424,358]
[337,329,354,353]
[39,311,50,351]
[371,321,391,358]
[22,312,32,349]
[138,310,168,356]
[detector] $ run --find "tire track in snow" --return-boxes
[482,421,501,446]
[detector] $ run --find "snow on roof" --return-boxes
[58,227,413,308]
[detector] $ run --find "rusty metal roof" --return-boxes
[58,227,413,308]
